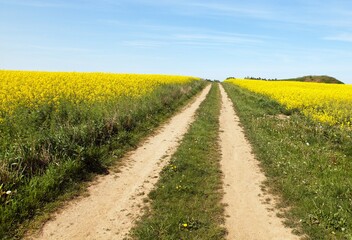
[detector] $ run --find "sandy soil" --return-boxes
[219,85,300,240]
[28,85,211,240]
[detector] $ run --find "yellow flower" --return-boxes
[0,70,200,116]
[226,79,352,129]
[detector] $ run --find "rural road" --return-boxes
[28,83,299,240]
[28,85,211,240]
[219,85,299,240]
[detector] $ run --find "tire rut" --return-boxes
[27,85,211,240]
[219,84,300,240]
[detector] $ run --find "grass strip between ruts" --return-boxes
[130,83,226,239]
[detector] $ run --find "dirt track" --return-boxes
[29,85,211,240]
[219,85,299,240]
[28,84,300,240]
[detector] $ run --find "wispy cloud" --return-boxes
[174,33,263,44]
[273,2,352,28]
[152,0,272,19]
[121,31,267,49]
[153,0,352,29]
[0,0,72,8]
[98,0,352,32]
[324,33,352,42]
[184,2,272,18]
[27,44,94,53]
[98,19,205,33]
[122,40,168,48]
[100,18,270,45]
[0,0,111,9]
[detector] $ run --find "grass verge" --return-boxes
[222,82,352,240]
[0,80,206,239]
[130,83,225,239]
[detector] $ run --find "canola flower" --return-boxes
[226,79,352,128]
[0,70,200,117]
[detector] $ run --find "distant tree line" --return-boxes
[226,76,278,81]
[244,76,278,81]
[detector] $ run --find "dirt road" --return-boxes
[219,85,299,240]
[29,85,211,240]
[28,83,299,240]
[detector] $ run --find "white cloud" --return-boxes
[0,0,72,8]
[120,30,268,49]
[26,44,94,53]
[184,2,272,18]
[324,33,352,42]
[122,40,168,48]
[174,33,263,44]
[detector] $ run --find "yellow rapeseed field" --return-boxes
[0,70,199,117]
[226,79,352,128]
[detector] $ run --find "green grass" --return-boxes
[282,75,344,84]
[222,82,352,240]
[130,83,225,240]
[0,80,206,239]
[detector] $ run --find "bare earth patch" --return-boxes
[27,85,211,240]
[276,114,290,120]
[219,85,300,240]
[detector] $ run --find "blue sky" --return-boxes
[1,0,352,83]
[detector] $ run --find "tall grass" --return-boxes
[0,80,206,239]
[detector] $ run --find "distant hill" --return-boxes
[282,75,344,84]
